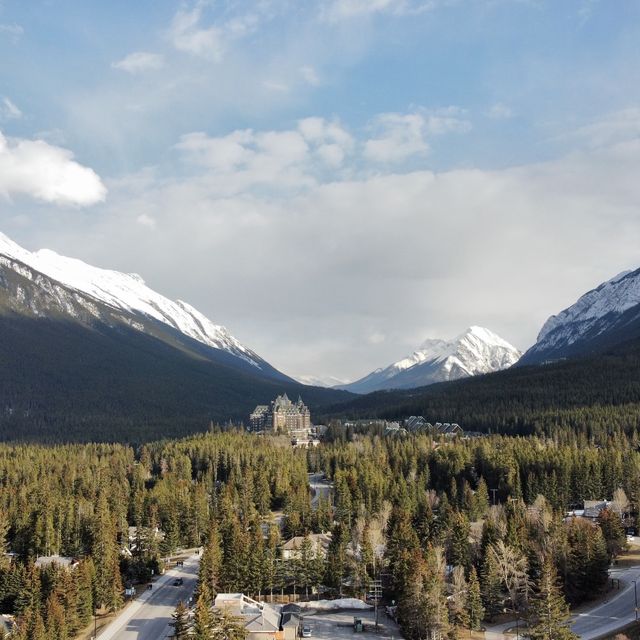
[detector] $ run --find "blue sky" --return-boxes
[1,0,640,381]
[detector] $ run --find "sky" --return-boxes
[1,0,640,383]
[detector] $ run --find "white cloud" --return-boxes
[112,52,165,74]
[175,117,354,191]
[175,128,312,194]
[1,97,22,120]
[170,4,224,60]
[562,108,640,149]
[321,0,440,21]
[262,80,289,93]
[298,116,354,167]
[136,213,157,229]
[0,131,106,206]
[364,107,470,163]
[0,23,23,41]
[487,102,513,119]
[300,65,321,86]
[169,2,259,62]
[40,112,640,378]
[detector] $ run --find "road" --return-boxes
[309,472,332,508]
[97,552,199,640]
[571,563,640,639]
[483,561,640,640]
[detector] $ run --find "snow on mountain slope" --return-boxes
[295,374,351,388]
[342,326,521,394]
[0,231,262,368]
[520,267,640,365]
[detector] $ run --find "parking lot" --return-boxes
[299,607,404,639]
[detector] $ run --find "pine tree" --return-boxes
[45,592,69,640]
[210,607,248,640]
[475,478,491,518]
[398,547,450,640]
[172,600,190,639]
[325,523,348,594]
[199,521,223,602]
[75,559,95,627]
[480,552,503,621]
[192,586,214,640]
[526,557,577,640]
[91,493,124,612]
[447,513,471,571]
[467,566,485,631]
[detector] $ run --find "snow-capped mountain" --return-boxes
[295,374,351,388]
[341,326,521,394]
[0,231,286,379]
[519,267,640,365]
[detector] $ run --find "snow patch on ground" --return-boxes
[299,598,372,610]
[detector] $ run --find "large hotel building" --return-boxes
[249,394,311,435]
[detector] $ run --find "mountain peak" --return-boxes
[341,327,521,394]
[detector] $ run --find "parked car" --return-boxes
[173,578,184,586]
[301,625,312,637]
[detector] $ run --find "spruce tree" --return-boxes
[467,566,485,631]
[526,558,577,640]
[192,586,214,640]
[172,600,190,639]
[480,552,503,621]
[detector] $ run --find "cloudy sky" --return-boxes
[1,0,639,382]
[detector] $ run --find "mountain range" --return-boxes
[0,232,349,442]
[340,326,521,394]
[3,228,640,442]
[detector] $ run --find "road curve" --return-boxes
[572,564,640,639]
[97,552,199,640]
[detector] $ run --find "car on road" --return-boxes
[301,625,312,637]
[173,578,184,586]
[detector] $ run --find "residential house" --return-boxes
[281,533,332,561]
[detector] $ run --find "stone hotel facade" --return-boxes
[249,394,311,434]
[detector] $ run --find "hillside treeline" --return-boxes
[324,339,640,441]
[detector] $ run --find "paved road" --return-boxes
[572,563,640,639]
[309,472,332,508]
[97,553,199,640]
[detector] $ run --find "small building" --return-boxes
[281,533,332,561]
[439,423,463,436]
[214,593,283,640]
[280,609,302,640]
[404,416,428,431]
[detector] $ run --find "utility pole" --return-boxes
[633,580,638,621]
[490,489,498,506]
[368,573,383,632]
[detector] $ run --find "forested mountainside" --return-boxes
[0,430,632,638]
[0,232,351,443]
[0,312,349,443]
[324,336,640,440]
